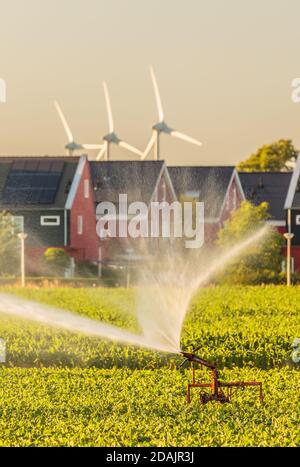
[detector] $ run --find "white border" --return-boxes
[41,215,60,226]
[65,155,87,210]
[285,153,300,209]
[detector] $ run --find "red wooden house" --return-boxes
[240,171,293,270]
[168,166,245,244]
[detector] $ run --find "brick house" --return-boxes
[89,160,177,262]
[239,172,292,234]
[240,171,292,270]
[168,166,245,244]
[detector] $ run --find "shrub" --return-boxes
[44,248,70,275]
[216,201,283,284]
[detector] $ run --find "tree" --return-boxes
[44,248,70,275]
[0,212,19,276]
[238,139,298,172]
[216,201,283,283]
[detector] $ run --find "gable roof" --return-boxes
[90,161,165,205]
[285,153,300,209]
[239,171,292,221]
[168,166,235,219]
[0,156,79,210]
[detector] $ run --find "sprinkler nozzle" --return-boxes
[180,351,216,370]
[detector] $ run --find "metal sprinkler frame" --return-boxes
[179,350,264,405]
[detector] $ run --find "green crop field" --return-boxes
[0,285,299,447]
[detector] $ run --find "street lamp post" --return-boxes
[98,247,102,278]
[284,233,294,286]
[17,232,28,287]
[284,208,294,287]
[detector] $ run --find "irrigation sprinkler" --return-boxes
[179,349,264,405]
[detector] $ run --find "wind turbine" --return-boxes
[93,81,143,161]
[142,66,202,160]
[54,100,104,156]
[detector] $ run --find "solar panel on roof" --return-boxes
[2,161,65,205]
[39,190,56,204]
[41,176,53,188]
[38,160,52,171]
[51,161,64,172]
[27,190,41,203]
[12,160,26,170]
[25,160,39,171]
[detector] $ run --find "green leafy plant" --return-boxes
[0,212,19,276]
[237,139,298,172]
[0,285,299,447]
[0,367,298,447]
[216,201,283,284]
[44,248,70,275]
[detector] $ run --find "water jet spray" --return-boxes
[0,225,270,408]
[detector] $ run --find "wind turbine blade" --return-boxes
[96,145,106,161]
[142,132,156,160]
[103,81,114,133]
[170,130,202,147]
[54,100,73,143]
[149,66,164,122]
[82,144,103,150]
[118,140,143,157]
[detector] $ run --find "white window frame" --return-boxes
[40,216,60,226]
[84,179,89,199]
[77,215,83,235]
[185,190,200,199]
[233,187,237,210]
[281,257,295,273]
[225,195,230,211]
[162,181,166,202]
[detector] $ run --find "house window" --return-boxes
[281,258,295,273]
[12,216,24,234]
[185,190,200,199]
[84,179,89,199]
[233,188,237,210]
[40,216,60,226]
[77,215,83,235]
[162,181,166,202]
[295,214,300,225]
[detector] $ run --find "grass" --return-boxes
[0,367,298,447]
[0,285,298,446]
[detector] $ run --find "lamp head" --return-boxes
[17,233,28,240]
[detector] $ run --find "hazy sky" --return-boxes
[1,0,300,165]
